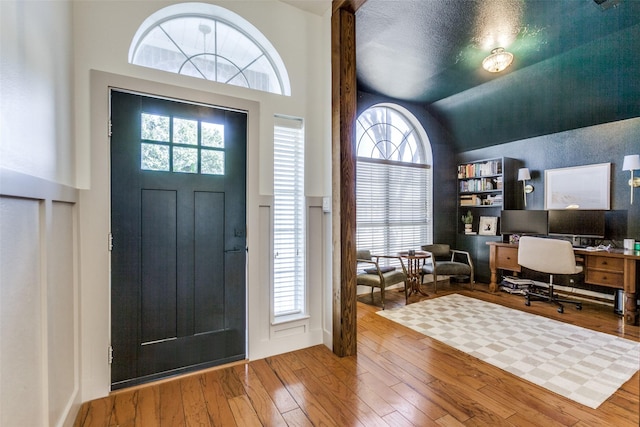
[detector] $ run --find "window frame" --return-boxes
[355,104,433,262]
[272,115,306,323]
[128,3,291,96]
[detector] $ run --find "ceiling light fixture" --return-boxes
[482,47,514,73]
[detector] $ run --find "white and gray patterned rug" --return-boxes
[376,293,640,409]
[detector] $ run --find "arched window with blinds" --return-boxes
[355,104,433,258]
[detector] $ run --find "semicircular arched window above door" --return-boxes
[129,3,291,96]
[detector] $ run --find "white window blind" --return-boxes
[273,116,305,318]
[356,159,432,265]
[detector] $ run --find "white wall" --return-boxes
[0,0,75,186]
[1,1,80,426]
[1,0,332,425]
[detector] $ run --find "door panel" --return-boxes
[194,191,225,333]
[141,189,177,344]
[110,90,246,389]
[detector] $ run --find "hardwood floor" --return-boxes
[74,282,639,426]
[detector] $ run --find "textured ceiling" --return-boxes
[355,0,640,151]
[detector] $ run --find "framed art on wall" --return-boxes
[544,163,610,210]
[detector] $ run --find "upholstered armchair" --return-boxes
[356,250,408,309]
[420,244,474,292]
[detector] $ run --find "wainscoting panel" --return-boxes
[0,169,79,427]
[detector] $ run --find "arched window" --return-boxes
[356,104,433,257]
[129,3,291,95]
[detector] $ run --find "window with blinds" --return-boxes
[356,160,431,264]
[355,104,433,263]
[273,116,305,319]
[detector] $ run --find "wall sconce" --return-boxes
[482,47,514,73]
[622,154,640,204]
[518,168,534,207]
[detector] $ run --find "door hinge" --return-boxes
[108,232,113,251]
[108,119,112,137]
[108,345,114,364]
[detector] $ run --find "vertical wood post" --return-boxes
[331,3,358,357]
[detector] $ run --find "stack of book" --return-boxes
[460,194,479,206]
[500,276,533,295]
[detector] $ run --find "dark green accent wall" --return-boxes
[459,117,640,243]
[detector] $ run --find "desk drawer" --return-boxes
[585,270,623,288]
[587,256,624,272]
[496,248,520,271]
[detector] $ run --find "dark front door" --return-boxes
[110,90,247,389]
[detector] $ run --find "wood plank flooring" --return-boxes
[74,282,639,426]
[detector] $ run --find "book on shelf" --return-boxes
[457,160,502,178]
[460,195,479,206]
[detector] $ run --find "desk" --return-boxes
[399,251,430,297]
[487,242,639,325]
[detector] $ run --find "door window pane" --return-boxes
[141,143,170,171]
[173,147,198,173]
[202,122,224,148]
[173,118,198,145]
[141,113,170,142]
[202,150,225,175]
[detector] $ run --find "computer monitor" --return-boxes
[547,209,606,239]
[500,210,548,236]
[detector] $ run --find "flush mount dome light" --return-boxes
[482,47,514,73]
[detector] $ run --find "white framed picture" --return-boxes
[544,163,610,210]
[479,216,498,235]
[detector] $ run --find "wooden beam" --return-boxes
[332,0,367,14]
[331,4,358,357]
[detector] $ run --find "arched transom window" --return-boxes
[129,3,291,96]
[356,104,433,259]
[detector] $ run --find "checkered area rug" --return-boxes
[377,293,640,409]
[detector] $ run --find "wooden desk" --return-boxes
[487,242,639,325]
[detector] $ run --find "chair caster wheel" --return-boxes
[557,306,564,314]
[525,300,531,307]
[576,304,582,310]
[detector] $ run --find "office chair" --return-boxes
[517,236,583,313]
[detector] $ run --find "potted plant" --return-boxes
[461,210,473,233]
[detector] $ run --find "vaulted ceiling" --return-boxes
[355,0,640,151]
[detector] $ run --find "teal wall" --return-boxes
[459,117,640,244]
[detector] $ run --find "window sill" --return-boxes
[271,313,310,326]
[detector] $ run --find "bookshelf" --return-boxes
[456,157,522,282]
[457,157,521,234]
